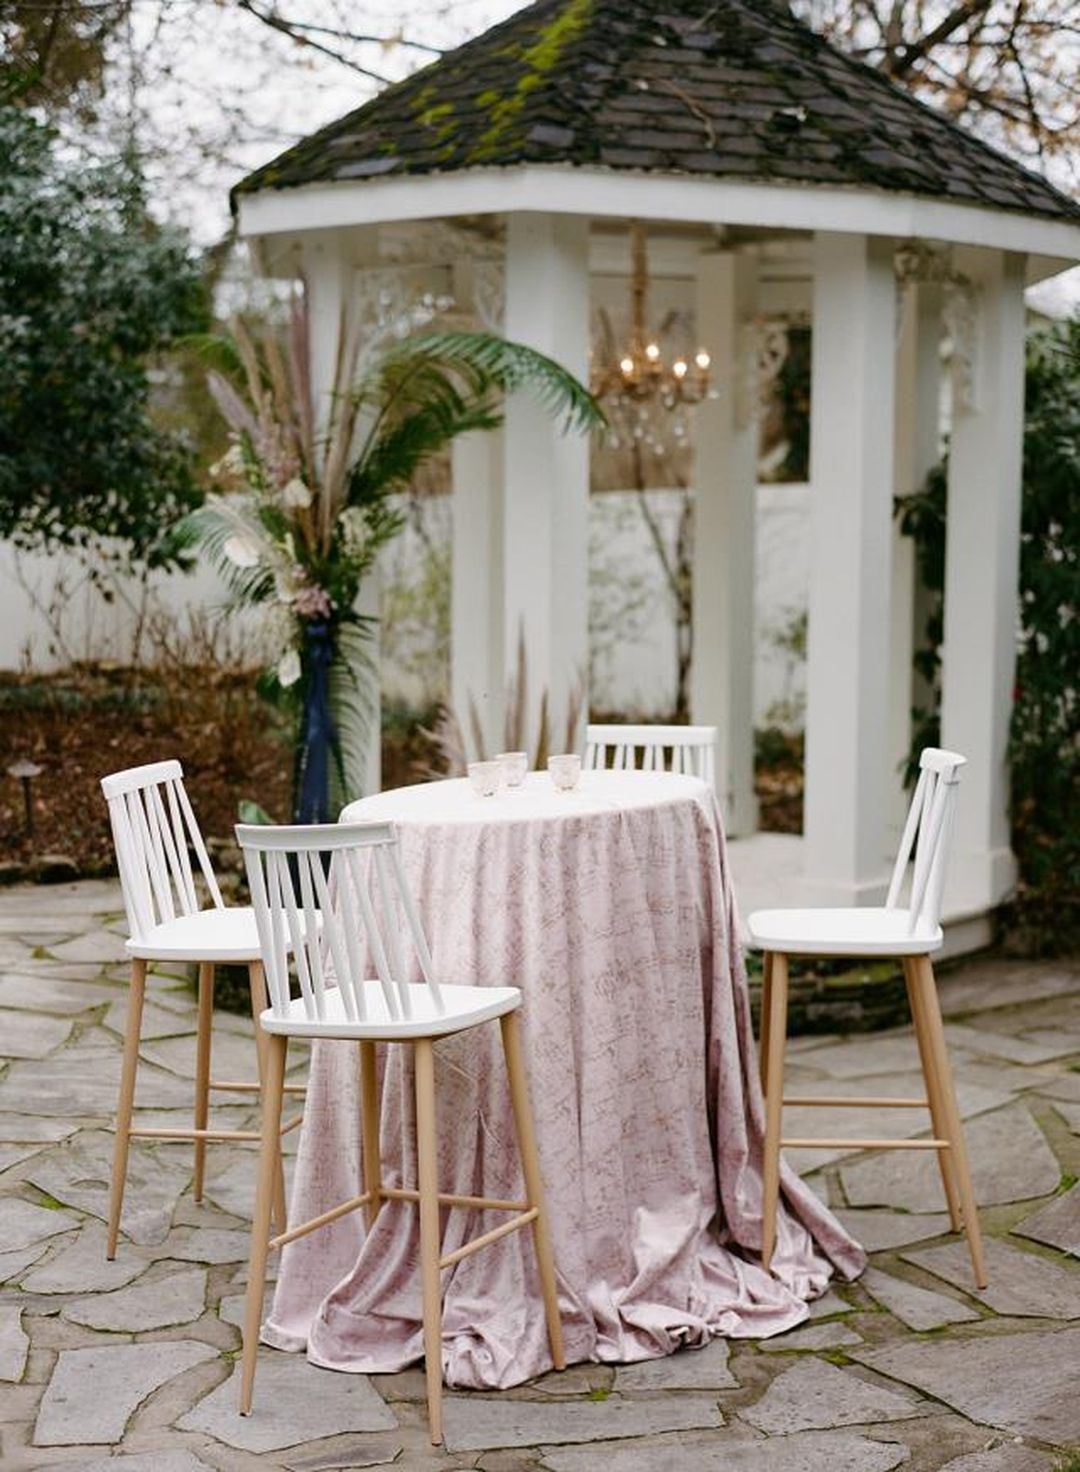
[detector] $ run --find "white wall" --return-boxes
[588,485,810,727]
[1,483,812,731]
[0,540,268,672]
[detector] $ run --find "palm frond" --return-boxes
[393,329,606,436]
[173,498,276,607]
[351,390,500,504]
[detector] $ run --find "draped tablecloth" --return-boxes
[264,770,864,1388]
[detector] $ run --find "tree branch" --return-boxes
[884,0,993,78]
[233,0,394,84]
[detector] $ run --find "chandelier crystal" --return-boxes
[592,223,712,410]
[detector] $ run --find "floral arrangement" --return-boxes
[182,291,602,821]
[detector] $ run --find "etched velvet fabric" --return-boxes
[264,772,864,1387]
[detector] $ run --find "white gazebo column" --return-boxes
[888,281,941,836]
[303,229,381,794]
[691,248,758,832]
[801,232,897,904]
[501,212,590,752]
[450,427,505,752]
[939,248,1027,911]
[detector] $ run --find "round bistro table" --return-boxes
[263,770,863,1388]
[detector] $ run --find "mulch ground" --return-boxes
[0,668,293,877]
[1,669,802,880]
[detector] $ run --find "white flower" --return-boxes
[277,648,302,687]
[209,444,246,480]
[282,477,313,510]
[223,535,260,569]
[339,506,367,553]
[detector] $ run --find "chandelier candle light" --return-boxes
[593,223,712,410]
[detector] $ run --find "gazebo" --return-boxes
[233,0,1080,949]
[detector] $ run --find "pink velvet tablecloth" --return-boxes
[264,770,864,1387]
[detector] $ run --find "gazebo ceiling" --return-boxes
[235,0,1079,226]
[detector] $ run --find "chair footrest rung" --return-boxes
[382,1187,529,1213]
[270,1189,373,1250]
[130,1125,261,1142]
[210,1079,306,1095]
[439,1209,538,1270]
[782,1095,929,1109]
[781,1136,950,1150]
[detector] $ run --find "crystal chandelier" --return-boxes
[592,222,711,409]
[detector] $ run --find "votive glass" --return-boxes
[548,753,582,791]
[495,751,529,788]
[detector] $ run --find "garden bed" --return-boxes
[1,670,802,882]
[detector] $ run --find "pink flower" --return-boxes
[293,584,334,619]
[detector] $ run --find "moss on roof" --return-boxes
[234,0,1080,225]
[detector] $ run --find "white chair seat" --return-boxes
[260,979,521,1041]
[126,906,262,962]
[746,906,943,957]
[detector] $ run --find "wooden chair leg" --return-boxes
[193,962,214,1203]
[239,1030,288,1416]
[500,1010,565,1372]
[760,951,789,1273]
[107,958,147,1260]
[759,951,775,1092]
[904,957,962,1231]
[413,1038,444,1446]
[911,956,987,1288]
[248,961,286,1236]
[359,1040,382,1232]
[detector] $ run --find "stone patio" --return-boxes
[1,879,1078,1471]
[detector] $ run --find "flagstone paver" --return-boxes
[0,1010,74,1059]
[613,1338,736,1390]
[440,1393,724,1453]
[741,1357,924,1434]
[840,1103,1061,1210]
[757,1319,863,1351]
[1011,1181,1080,1255]
[0,1143,46,1175]
[71,1452,214,1472]
[859,1267,981,1331]
[0,973,122,1014]
[943,1022,1080,1066]
[939,1447,1055,1472]
[834,1209,953,1251]
[0,1198,81,1251]
[0,1240,52,1285]
[178,1355,398,1453]
[26,1128,191,1246]
[158,1226,253,1263]
[757,1319,864,1352]
[63,1266,208,1332]
[34,1340,218,1445]
[4,879,1080,1467]
[20,1221,150,1293]
[853,1327,1080,1444]
[903,1236,1080,1318]
[0,1308,28,1382]
[541,1428,912,1472]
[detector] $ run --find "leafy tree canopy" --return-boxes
[0,104,208,565]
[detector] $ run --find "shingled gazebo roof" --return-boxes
[235,0,1080,224]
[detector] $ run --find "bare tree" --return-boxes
[792,1,1080,187]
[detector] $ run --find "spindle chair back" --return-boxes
[584,723,717,786]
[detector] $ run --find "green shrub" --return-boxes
[897,320,1080,954]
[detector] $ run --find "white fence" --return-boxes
[0,483,811,730]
